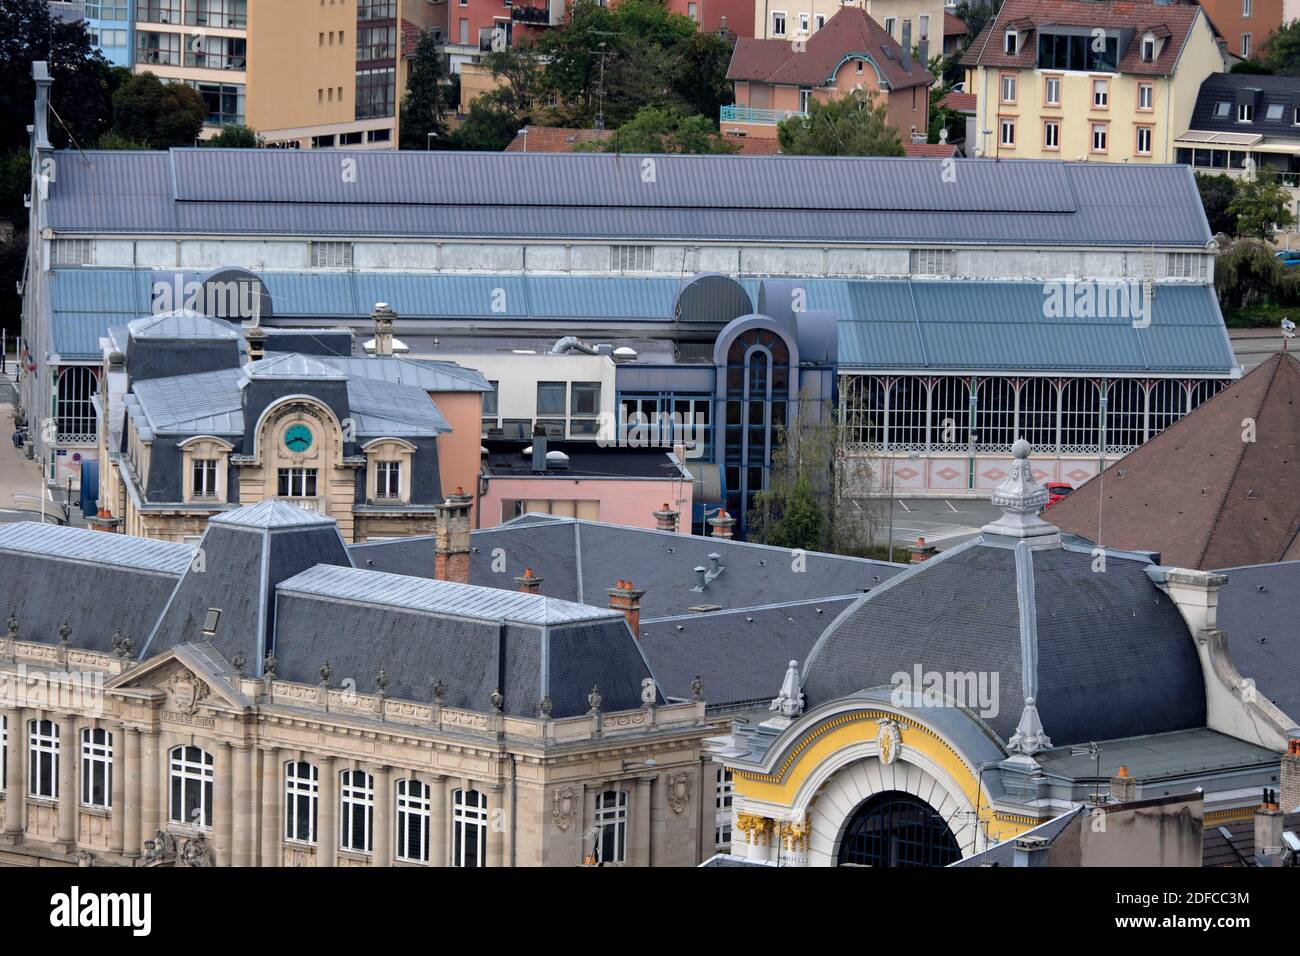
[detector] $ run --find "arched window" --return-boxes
[837,791,962,867]
[839,375,885,447]
[169,745,214,828]
[56,366,98,441]
[339,769,374,853]
[395,778,431,864]
[888,376,928,450]
[284,761,318,844]
[928,377,971,452]
[1148,378,1188,437]
[1018,378,1058,451]
[28,720,60,799]
[722,328,792,530]
[1059,379,1102,453]
[80,727,113,809]
[452,788,487,868]
[975,378,1016,452]
[594,789,629,864]
[1188,378,1225,411]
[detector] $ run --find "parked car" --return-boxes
[1044,481,1073,508]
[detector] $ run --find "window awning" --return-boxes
[1175,130,1262,146]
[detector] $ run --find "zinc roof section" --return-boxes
[0,521,194,574]
[320,356,491,392]
[277,563,621,626]
[45,150,1213,246]
[131,367,244,434]
[52,312,116,359]
[347,376,451,436]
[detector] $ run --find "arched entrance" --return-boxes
[837,791,962,867]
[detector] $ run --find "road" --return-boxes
[883,496,1003,552]
[0,369,70,525]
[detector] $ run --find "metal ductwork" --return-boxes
[550,336,601,355]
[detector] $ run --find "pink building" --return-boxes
[478,438,695,530]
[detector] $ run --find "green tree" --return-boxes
[111,72,206,148]
[204,124,263,148]
[1262,20,1300,74]
[399,29,451,149]
[953,0,993,50]
[1230,59,1274,74]
[1229,175,1297,239]
[1196,173,1238,237]
[1214,238,1299,310]
[586,106,735,153]
[449,92,523,151]
[764,477,825,551]
[777,92,905,157]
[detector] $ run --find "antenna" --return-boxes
[1070,742,1104,804]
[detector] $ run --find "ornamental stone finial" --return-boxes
[769,660,805,718]
[981,440,1058,540]
[1007,696,1052,755]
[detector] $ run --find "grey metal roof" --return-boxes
[210,499,336,529]
[128,309,241,340]
[278,563,622,626]
[1214,560,1300,724]
[245,353,347,380]
[130,367,244,434]
[347,375,451,436]
[1033,727,1280,779]
[949,808,1084,867]
[0,521,194,574]
[310,355,491,392]
[45,149,1213,246]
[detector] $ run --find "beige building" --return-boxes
[0,498,732,868]
[753,0,945,63]
[134,0,442,148]
[960,0,1226,163]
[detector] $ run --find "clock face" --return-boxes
[284,424,313,453]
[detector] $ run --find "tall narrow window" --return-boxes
[1092,79,1108,109]
[56,367,98,441]
[192,458,218,498]
[169,745,214,828]
[28,720,59,799]
[595,790,628,863]
[284,761,319,844]
[395,778,431,864]
[375,460,401,499]
[714,767,734,848]
[80,728,112,809]
[452,788,487,867]
[1138,83,1153,111]
[1044,75,1061,106]
[1000,74,1016,104]
[1000,118,1016,147]
[339,769,374,854]
[0,715,6,793]
[1044,120,1060,150]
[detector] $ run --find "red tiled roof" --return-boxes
[400,20,424,58]
[728,7,932,91]
[939,90,977,112]
[505,127,613,152]
[1050,353,1300,570]
[960,0,1208,76]
[944,11,969,37]
[902,142,957,157]
[723,134,780,154]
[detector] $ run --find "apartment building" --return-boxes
[961,0,1225,162]
[753,0,944,61]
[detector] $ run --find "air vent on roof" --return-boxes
[687,604,722,613]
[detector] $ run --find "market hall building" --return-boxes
[21,65,1237,537]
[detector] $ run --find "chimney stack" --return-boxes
[245,325,267,363]
[434,486,474,584]
[653,502,679,533]
[708,509,735,540]
[1012,835,1051,867]
[515,567,543,595]
[1282,736,1300,813]
[33,62,52,152]
[608,579,645,637]
[531,424,548,473]
[910,537,937,563]
[372,302,396,357]
[1255,788,1284,857]
[1110,765,1138,803]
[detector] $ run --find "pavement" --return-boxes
[0,369,67,525]
[883,496,1002,552]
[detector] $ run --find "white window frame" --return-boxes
[168,745,214,829]
[1141,35,1155,62]
[1239,102,1254,123]
[1000,118,1016,147]
[53,238,95,265]
[192,458,219,498]
[714,767,733,848]
[1242,33,1252,58]
[1044,120,1060,149]
[1000,73,1016,103]
[339,769,374,854]
[1136,125,1152,156]
[1091,123,1108,153]
[0,715,5,793]
[1004,29,1017,55]
[1138,83,1153,111]
[28,720,59,799]
[284,760,318,844]
[610,244,653,272]
[395,778,431,864]
[798,12,809,32]
[277,467,318,498]
[772,10,786,36]
[594,789,628,863]
[1092,79,1109,109]
[80,727,112,809]
[452,788,487,867]
[1244,0,1252,15]
[375,460,401,499]
[815,13,825,29]
[885,16,896,37]
[1044,75,1061,106]
[309,240,354,268]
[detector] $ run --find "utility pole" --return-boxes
[587,30,618,131]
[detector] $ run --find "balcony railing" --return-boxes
[720,105,806,125]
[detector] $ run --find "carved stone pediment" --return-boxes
[165,669,211,716]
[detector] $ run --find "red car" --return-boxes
[1044,481,1073,509]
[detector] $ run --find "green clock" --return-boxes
[284,424,313,453]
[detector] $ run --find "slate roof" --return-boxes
[961,0,1207,76]
[1185,73,1300,141]
[0,523,192,654]
[1050,353,1300,569]
[1203,810,1300,865]
[728,8,933,90]
[272,565,656,717]
[801,535,1208,746]
[245,353,347,380]
[127,309,241,340]
[44,148,1215,246]
[1214,560,1300,723]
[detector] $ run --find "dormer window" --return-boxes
[1214,101,1231,118]
[1005,29,1018,55]
[1239,102,1254,122]
[1141,34,1156,62]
